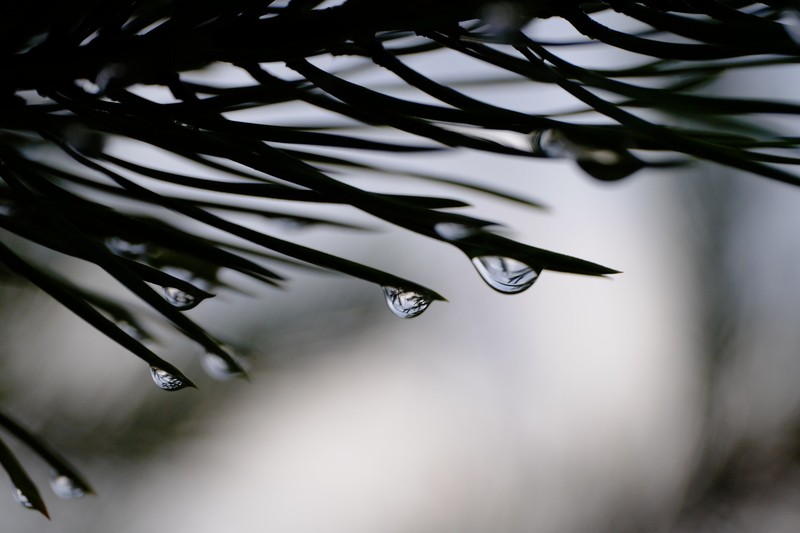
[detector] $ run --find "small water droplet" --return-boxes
[575,151,642,182]
[162,286,198,310]
[471,256,540,294]
[117,320,148,342]
[530,129,569,158]
[0,200,15,217]
[50,473,86,499]
[201,352,245,380]
[781,10,800,45]
[480,1,527,35]
[531,129,641,181]
[433,222,477,241]
[95,63,127,94]
[150,366,188,391]
[582,148,621,166]
[160,266,213,310]
[75,77,102,95]
[382,287,432,318]
[13,487,33,508]
[105,236,150,259]
[63,123,105,156]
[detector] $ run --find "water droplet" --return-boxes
[162,286,198,310]
[12,487,33,508]
[471,256,540,294]
[50,473,86,499]
[150,366,188,391]
[63,123,105,156]
[105,236,150,259]
[531,129,641,181]
[781,11,800,45]
[575,152,642,182]
[95,63,127,94]
[201,352,245,381]
[0,200,15,217]
[382,287,432,318]
[75,77,102,95]
[160,266,213,310]
[480,1,527,35]
[117,320,148,342]
[433,222,477,241]
[530,128,569,158]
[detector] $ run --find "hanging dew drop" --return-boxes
[117,320,147,342]
[162,286,198,310]
[160,266,213,310]
[12,487,33,508]
[150,366,188,391]
[105,236,150,259]
[471,256,540,294]
[575,150,643,182]
[433,222,476,241]
[201,352,244,381]
[382,287,432,318]
[50,472,86,499]
[530,128,568,158]
[480,1,527,35]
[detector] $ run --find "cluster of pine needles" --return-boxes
[1,0,800,518]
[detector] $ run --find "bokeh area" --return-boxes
[2,10,800,533]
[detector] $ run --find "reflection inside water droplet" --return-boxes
[13,487,33,508]
[150,366,188,391]
[531,129,569,158]
[105,236,150,259]
[471,256,540,294]
[50,472,86,499]
[162,286,198,310]
[201,352,245,381]
[160,267,212,311]
[382,287,432,318]
[433,222,476,241]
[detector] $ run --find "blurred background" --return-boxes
[2,9,800,533]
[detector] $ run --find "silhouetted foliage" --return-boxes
[2,0,800,519]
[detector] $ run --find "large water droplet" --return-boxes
[201,352,245,381]
[471,256,540,294]
[12,487,33,508]
[433,222,477,241]
[382,287,432,318]
[50,472,86,499]
[150,366,188,391]
[162,286,198,310]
